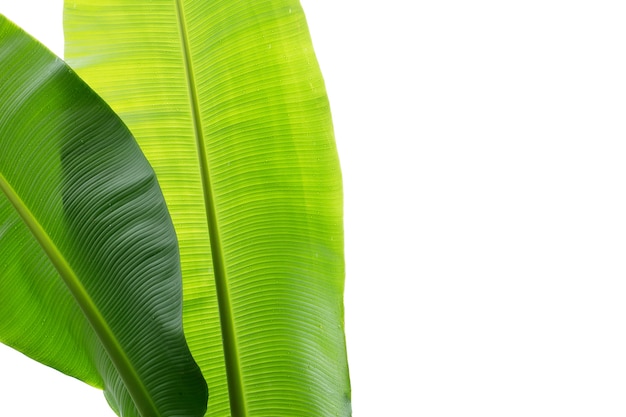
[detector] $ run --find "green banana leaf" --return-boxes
[0,16,207,417]
[64,1,351,416]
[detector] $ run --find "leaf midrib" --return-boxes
[173,2,247,416]
[0,173,159,417]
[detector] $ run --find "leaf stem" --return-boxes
[173,2,248,416]
[0,173,159,417]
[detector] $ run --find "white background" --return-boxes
[2,1,626,416]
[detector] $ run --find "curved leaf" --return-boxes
[64,1,351,416]
[0,16,207,417]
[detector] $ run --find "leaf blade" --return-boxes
[64,1,351,415]
[0,16,208,417]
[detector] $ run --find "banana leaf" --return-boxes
[64,1,351,416]
[0,16,207,417]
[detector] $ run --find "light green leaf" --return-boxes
[0,16,207,417]
[64,1,351,416]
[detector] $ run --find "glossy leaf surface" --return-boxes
[0,16,207,417]
[65,1,351,416]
